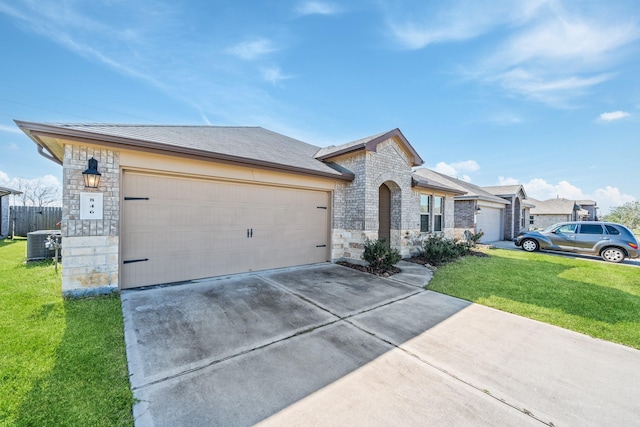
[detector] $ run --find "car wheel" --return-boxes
[601,247,625,263]
[521,239,539,252]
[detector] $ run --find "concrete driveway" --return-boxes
[122,263,640,426]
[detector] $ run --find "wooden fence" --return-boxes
[9,206,62,237]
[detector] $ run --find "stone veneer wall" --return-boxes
[61,144,120,296]
[331,138,442,263]
[453,200,475,239]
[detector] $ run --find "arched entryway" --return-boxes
[378,183,391,243]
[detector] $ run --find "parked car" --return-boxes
[514,221,639,263]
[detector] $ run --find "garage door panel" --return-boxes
[476,207,502,243]
[122,172,330,289]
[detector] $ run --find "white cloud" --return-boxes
[226,38,277,60]
[598,110,630,122]
[387,1,640,106]
[498,176,636,215]
[296,1,340,16]
[0,170,9,185]
[261,66,294,85]
[387,0,548,49]
[433,160,480,180]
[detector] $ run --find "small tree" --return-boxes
[602,201,640,231]
[14,178,61,207]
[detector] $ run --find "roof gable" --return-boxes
[314,128,424,166]
[529,198,578,215]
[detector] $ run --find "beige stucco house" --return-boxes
[17,121,462,295]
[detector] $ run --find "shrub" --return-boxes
[362,238,402,271]
[421,234,472,265]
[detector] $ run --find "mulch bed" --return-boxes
[339,250,489,276]
[337,261,400,277]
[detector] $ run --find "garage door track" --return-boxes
[121,263,640,426]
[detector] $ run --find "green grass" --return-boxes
[428,248,640,349]
[0,239,134,426]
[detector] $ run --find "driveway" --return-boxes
[122,263,640,426]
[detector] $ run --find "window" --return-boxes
[579,224,604,234]
[605,225,620,235]
[557,223,577,233]
[521,209,526,227]
[420,195,430,232]
[529,215,534,225]
[433,196,443,232]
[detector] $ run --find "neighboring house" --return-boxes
[0,186,21,239]
[528,198,590,229]
[17,122,463,295]
[411,169,509,243]
[484,185,534,240]
[576,199,598,221]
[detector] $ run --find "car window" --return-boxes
[605,225,620,235]
[556,224,577,233]
[578,224,604,234]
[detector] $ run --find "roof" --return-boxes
[576,199,597,206]
[0,186,21,197]
[15,122,355,181]
[412,169,509,205]
[529,198,578,215]
[411,174,466,195]
[314,128,424,166]
[484,185,527,199]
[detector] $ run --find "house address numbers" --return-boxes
[80,192,104,220]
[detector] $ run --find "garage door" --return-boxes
[121,172,330,289]
[476,207,502,243]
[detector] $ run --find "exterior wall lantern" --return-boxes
[475,206,482,212]
[82,157,102,189]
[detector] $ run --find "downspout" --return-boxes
[37,144,63,165]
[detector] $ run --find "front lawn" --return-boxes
[0,238,134,426]
[428,248,640,349]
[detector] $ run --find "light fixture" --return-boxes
[82,157,102,189]
[476,206,482,211]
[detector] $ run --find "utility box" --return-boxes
[27,230,62,261]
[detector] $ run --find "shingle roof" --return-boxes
[529,198,578,215]
[412,169,509,204]
[16,122,354,180]
[484,185,526,197]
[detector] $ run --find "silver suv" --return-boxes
[514,221,639,263]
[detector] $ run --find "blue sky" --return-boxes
[0,0,638,214]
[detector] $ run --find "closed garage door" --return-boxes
[121,172,330,289]
[476,207,502,243]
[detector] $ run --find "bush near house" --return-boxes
[419,234,475,265]
[362,238,402,272]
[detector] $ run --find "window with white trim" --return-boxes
[433,196,443,232]
[420,195,430,232]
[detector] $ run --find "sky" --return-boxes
[0,0,639,215]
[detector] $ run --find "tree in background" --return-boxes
[602,201,640,232]
[13,178,61,207]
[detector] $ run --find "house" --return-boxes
[17,121,463,295]
[528,198,592,229]
[483,185,534,240]
[411,169,510,243]
[0,186,21,239]
[575,200,598,221]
